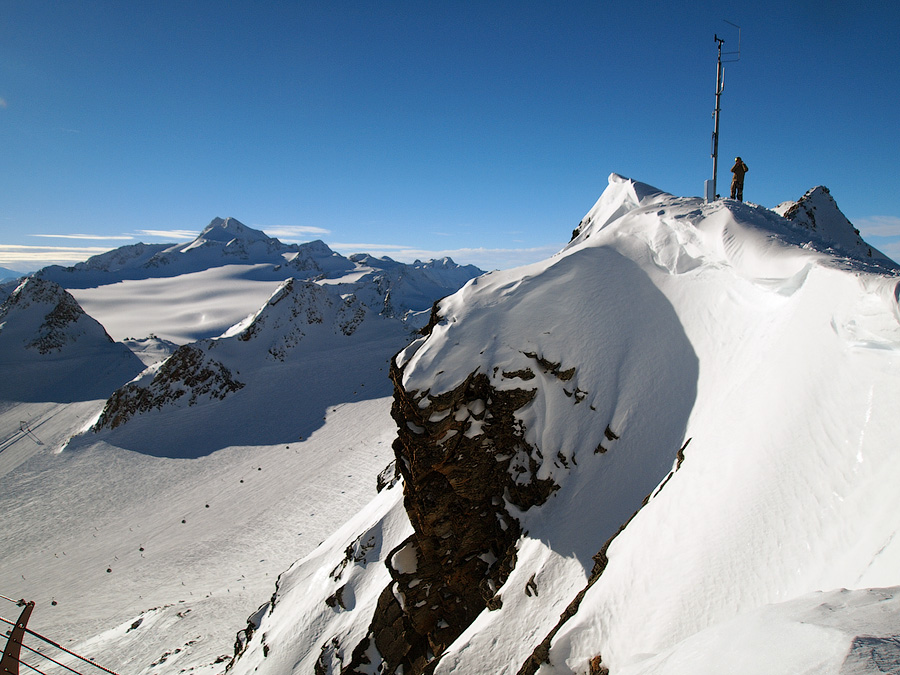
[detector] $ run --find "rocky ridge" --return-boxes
[0,278,110,354]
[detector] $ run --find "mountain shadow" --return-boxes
[66,334,405,458]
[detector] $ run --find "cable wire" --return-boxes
[19,641,87,675]
[15,656,50,675]
[0,614,124,675]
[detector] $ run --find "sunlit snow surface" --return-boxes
[70,265,285,344]
[232,175,900,675]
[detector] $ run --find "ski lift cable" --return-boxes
[0,594,24,605]
[0,615,124,675]
[18,640,89,675]
[22,628,124,675]
[13,654,51,675]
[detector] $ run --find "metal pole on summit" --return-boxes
[705,21,740,203]
[711,35,725,201]
[1,600,34,675]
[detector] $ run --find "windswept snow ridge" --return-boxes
[230,175,900,675]
[81,276,415,458]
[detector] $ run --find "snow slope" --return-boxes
[0,395,400,675]
[229,175,900,675]
[81,277,412,458]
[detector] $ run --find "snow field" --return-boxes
[0,395,398,675]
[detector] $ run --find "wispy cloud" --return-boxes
[329,242,564,270]
[136,229,198,240]
[877,240,900,264]
[258,225,331,241]
[856,216,900,238]
[0,244,113,267]
[30,233,135,241]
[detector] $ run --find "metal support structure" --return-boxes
[1,601,34,675]
[710,35,725,201]
[707,21,740,203]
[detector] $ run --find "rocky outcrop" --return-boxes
[94,344,244,430]
[337,331,558,673]
[0,277,112,354]
[774,186,897,267]
[236,279,369,361]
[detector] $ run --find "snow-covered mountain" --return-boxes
[775,185,894,264]
[227,175,900,675]
[35,218,483,344]
[0,265,24,283]
[0,278,145,402]
[78,277,411,458]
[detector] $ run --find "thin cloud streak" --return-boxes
[0,244,113,266]
[257,225,331,240]
[30,233,135,240]
[136,229,198,240]
[856,216,900,238]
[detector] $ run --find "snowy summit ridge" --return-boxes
[229,174,900,675]
[774,185,892,264]
[193,217,274,245]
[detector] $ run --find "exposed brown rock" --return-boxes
[339,345,558,674]
[588,655,609,675]
[94,345,244,430]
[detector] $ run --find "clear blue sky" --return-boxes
[3,0,900,272]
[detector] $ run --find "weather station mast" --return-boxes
[705,21,741,203]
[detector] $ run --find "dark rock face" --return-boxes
[28,289,95,354]
[339,343,557,673]
[236,279,369,361]
[0,277,106,354]
[94,345,244,430]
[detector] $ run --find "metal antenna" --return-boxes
[706,21,741,203]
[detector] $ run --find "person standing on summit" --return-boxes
[730,156,748,201]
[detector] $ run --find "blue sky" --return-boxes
[2,0,900,272]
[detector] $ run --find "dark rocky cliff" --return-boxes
[336,319,558,674]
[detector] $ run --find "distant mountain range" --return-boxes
[2,217,484,452]
[36,216,481,292]
[0,216,485,671]
[0,266,25,282]
[31,217,483,344]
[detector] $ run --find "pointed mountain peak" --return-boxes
[774,186,895,265]
[196,217,274,244]
[3,276,82,315]
[0,278,105,355]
